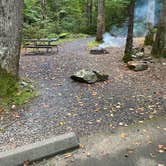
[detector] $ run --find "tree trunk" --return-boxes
[86,0,93,33]
[0,0,24,76]
[96,0,105,41]
[40,0,47,20]
[152,0,166,57]
[123,0,135,63]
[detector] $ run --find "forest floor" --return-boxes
[0,38,166,152]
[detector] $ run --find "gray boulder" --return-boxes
[127,61,148,71]
[71,69,109,83]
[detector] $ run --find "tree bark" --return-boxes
[152,0,166,57]
[96,0,105,41]
[86,0,93,33]
[0,0,24,76]
[123,0,135,63]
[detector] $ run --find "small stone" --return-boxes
[87,152,91,157]
[119,122,123,126]
[11,105,16,110]
[20,81,29,87]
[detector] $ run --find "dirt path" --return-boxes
[0,38,166,152]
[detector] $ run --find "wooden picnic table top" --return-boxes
[24,38,59,43]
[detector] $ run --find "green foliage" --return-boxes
[23,0,130,39]
[105,0,130,31]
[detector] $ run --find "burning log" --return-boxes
[90,47,109,55]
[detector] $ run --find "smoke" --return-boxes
[110,0,161,38]
[99,32,126,48]
[99,0,162,48]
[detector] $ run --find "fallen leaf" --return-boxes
[59,121,65,126]
[87,152,91,157]
[133,141,141,145]
[96,119,101,123]
[150,153,156,158]
[64,153,72,158]
[92,92,97,96]
[121,133,127,139]
[158,164,164,166]
[79,144,85,149]
[158,150,164,153]
[158,144,165,149]
[116,105,121,109]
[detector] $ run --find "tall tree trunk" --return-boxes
[123,0,135,63]
[40,0,47,20]
[152,0,166,57]
[86,0,93,33]
[96,0,105,41]
[0,0,23,76]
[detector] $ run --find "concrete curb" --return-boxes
[0,132,79,166]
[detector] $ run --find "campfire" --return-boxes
[90,47,109,55]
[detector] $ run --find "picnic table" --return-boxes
[23,38,59,54]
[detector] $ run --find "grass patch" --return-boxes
[31,33,90,46]
[0,70,38,110]
[10,80,38,106]
[87,40,102,48]
[56,33,89,44]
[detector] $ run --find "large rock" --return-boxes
[71,69,109,84]
[90,47,109,55]
[127,61,148,71]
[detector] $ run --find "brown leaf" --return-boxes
[64,153,72,158]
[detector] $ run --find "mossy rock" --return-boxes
[123,53,133,63]
[71,69,109,84]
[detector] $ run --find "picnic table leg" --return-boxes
[47,41,50,53]
[55,45,58,54]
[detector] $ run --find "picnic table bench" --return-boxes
[23,38,59,54]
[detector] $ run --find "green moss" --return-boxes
[122,53,132,63]
[0,72,38,109]
[0,68,18,97]
[12,91,37,105]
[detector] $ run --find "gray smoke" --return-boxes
[100,0,162,48]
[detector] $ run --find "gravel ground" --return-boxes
[0,38,166,152]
